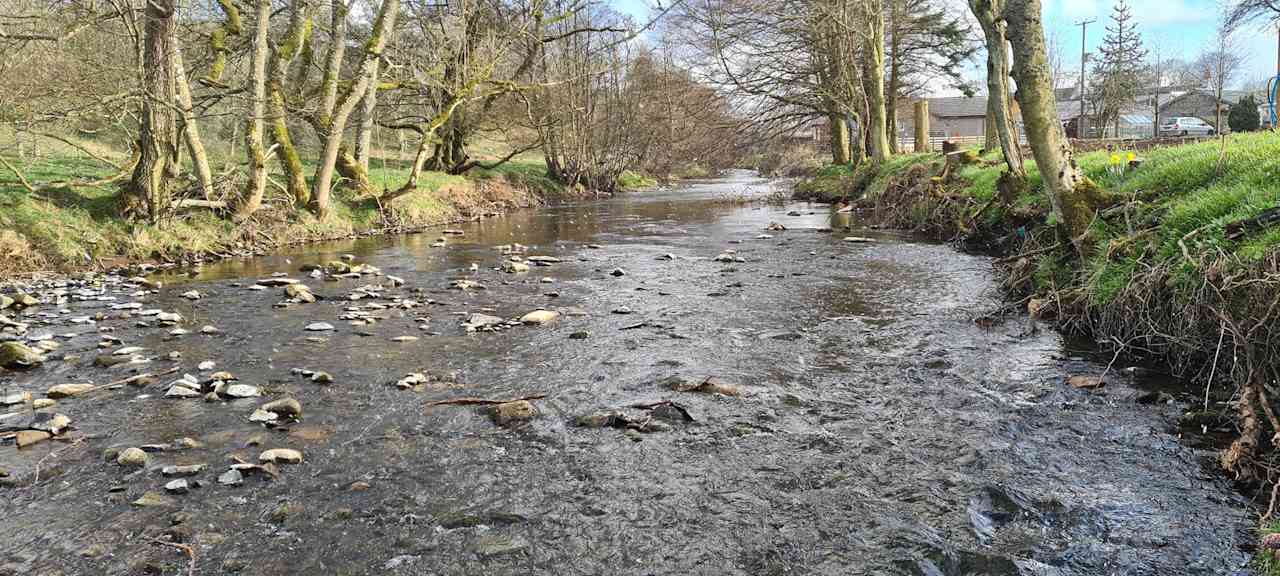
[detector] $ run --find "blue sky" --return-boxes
[607,0,1278,90]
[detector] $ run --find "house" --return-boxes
[896,96,993,140]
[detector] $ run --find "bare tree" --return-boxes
[1196,21,1243,132]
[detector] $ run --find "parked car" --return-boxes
[1159,116,1216,137]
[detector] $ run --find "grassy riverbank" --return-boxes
[0,145,575,277]
[796,131,1280,568]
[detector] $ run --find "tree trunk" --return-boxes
[268,0,313,206]
[316,0,348,131]
[125,0,179,222]
[828,112,851,165]
[886,0,902,155]
[1004,0,1098,252]
[309,0,399,218]
[863,1,890,166]
[914,100,930,153]
[970,0,1027,179]
[354,59,380,170]
[173,46,214,199]
[237,0,271,219]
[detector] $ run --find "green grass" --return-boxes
[617,170,658,191]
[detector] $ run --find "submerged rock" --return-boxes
[261,397,303,419]
[0,342,44,369]
[491,400,537,426]
[117,447,149,468]
[1067,375,1105,390]
[131,491,174,507]
[46,383,95,398]
[519,310,560,325]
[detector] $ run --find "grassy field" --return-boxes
[0,136,564,276]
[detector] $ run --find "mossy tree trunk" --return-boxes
[862,0,890,166]
[237,0,271,220]
[913,100,930,152]
[828,111,852,165]
[268,0,312,206]
[309,0,398,218]
[125,0,179,222]
[173,46,214,199]
[969,0,1026,180]
[1003,0,1097,253]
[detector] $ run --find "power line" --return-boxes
[1076,18,1096,138]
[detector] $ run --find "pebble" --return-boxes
[259,448,304,464]
[117,447,149,468]
[305,322,335,332]
[163,479,189,495]
[217,469,244,486]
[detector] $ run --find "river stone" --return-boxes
[31,412,71,435]
[519,310,560,325]
[223,384,261,398]
[156,312,182,323]
[161,464,205,477]
[391,336,418,342]
[1,391,30,406]
[0,342,44,368]
[503,261,530,274]
[217,469,244,486]
[113,346,145,356]
[32,398,55,409]
[285,284,316,303]
[843,236,875,243]
[311,372,334,384]
[131,491,174,507]
[0,295,11,309]
[166,384,202,399]
[181,290,202,300]
[305,322,335,332]
[474,535,529,558]
[117,447,149,467]
[257,277,300,287]
[46,383,95,398]
[164,479,189,495]
[16,430,51,448]
[259,448,303,464]
[491,400,537,426]
[387,275,405,287]
[610,268,626,277]
[248,409,278,423]
[464,314,504,331]
[527,256,561,264]
[12,293,38,308]
[450,279,486,290]
[261,397,302,419]
[1067,375,1105,389]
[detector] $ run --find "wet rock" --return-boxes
[16,430,51,448]
[665,375,741,396]
[491,400,537,426]
[114,346,145,356]
[387,275,406,287]
[610,268,626,277]
[166,385,202,399]
[463,313,504,332]
[222,384,261,399]
[94,354,135,368]
[311,372,334,384]
[181,290,202,300]
[173,437,203,450]
[117,447,149,468]
[1136,390,1175,405]
[249,408,277,423]
[843,236,875,243]
[131,491,174,507]
[305,322,335,332]
[1,391,30,406]
[349,481,371,492]
[200,325,219,334]
[611,306,634,315]
[257,277,300,287]
[259,448,304,464]
[217,469,244,486]
[12,293,39,308]
[198,360,215,371]
[164,479,189,495]
[656,253,677,261]
[161,464,205,477]
[46,383,95,398]
[156,311,183,324]
[209,371,235,381]
[285,284,317,303]
[390,335,419,342]
[519,309,560,325]
[32,398,56,409]
[395,373,428,389]
[30,412,71,435]
[261,398,302,419]
[0,295,11,309]
[503,261,530,274]
[0,341,44,368]
[569,331,590,340]
[527,256,561,264]
[450,280,486,291]
[1067,375,1105,390]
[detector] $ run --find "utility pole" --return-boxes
[1077,19,1095,139]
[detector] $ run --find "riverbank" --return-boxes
[795,131,1280,567]
[0,151,583,279]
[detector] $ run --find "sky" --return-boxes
[608,0,1279,92]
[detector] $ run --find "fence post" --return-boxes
[914,101,930,153]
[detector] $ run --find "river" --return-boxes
[0,171,1254,575]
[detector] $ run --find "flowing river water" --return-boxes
[0,171,1256,575]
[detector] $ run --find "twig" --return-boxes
[146,536,196,576]
[426,394,547,407]
[1204,322,1225,411]
[994,242,1063,265]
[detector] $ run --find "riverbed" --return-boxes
[0,171,1254,575]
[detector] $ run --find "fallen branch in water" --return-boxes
[427,394,547,407]
[146,536,196,576]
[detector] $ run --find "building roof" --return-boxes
[928,96,988,118]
